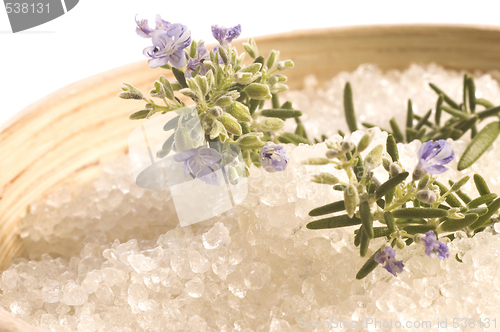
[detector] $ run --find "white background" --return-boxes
[1,0,500,127]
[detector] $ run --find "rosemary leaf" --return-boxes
[441,106,469,119]
[415,110,432,130]
[386,134,399,162]
[473,174,491,196]
[458,121,500,171]
[375,172,409,200]
[392,208,448,219]
[477,106,500,120]
[359,230,369,257]
[469,197,500,230]
[279,132,311,145]
[389,118,404,143]
[344,82,358,132]
[435,94,443,126]
[402,224,437,234]
[476,98,494,109]
[356,249,381,280]
[360,201,374,239]
[467,193,497,208]
[172,67,188,88]
[306,214,362,229]
[261,109,302,118]
[467,76,476,112]
[384,211,396,233]
[309,200,345,216]
[429,83,460,109]
[439,213,479,232]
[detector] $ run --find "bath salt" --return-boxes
[3,64,500,331]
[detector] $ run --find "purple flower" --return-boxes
[186,42,210,78]
[211,24,241,46]
[420,231,450,260]
[135,14,171,38]
[174,148,222,186]
[260,145,289,173]
[416,140,454,175]
[374,246,404,277]
[143,23,191,68]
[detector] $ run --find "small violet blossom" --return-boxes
[135,14,171,38]
[186,42,210,78]
[416,140,455,175]
[374,246,404,277]
[260,145,289,173]
[143,23,191,68]
[420,231,450,260]
[174,148,222,186]
[211,24,241,47]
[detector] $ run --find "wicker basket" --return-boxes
[2,24,500,331]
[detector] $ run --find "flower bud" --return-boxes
[215,96,233,107]
[341,141,355,153]
[412,167,426,182]
[416,190,437,204]
[259,118,285,132]
[344,184,359,218]
[236,133,265,149]
[267,50,280,69]
[180,88,199,102]
[243,38,259,59]
[219,113,242,135]
[209,120,227,139]
[239,63,262,74]
[364,145,383,171]
[226,102,252,122]
[382,156,391,171]
[325,149,341,159]
[268,76,279,85]
[119,83,144,100]
[209,106,223,118]
[195,75,209,97]
[270,83,289,94]
[312,172,339,185]
[234,72,255,85]
[396,238,406,249]
[357,133,373,153]
[150,81,166,99]
[277,60,293,70]
[159,76,175,100]
[417,174,431,190]
[243,83,271,100]
[389,163,402,177]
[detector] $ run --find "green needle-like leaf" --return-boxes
[429,83,460,109]
[356,249,381,280]
[439,213,479,232]
[473,174,491,196]
[477,106,500,120]
[279,132,311,145]
[441,106,469,119]
[434,181,462,207]
[309,200,345,216]
[469,197,500,230]
[467,77,476,112]
[360,201,374,239]
[261,109,302,118]
[375,172,409,199]
[344,82,358,132]
[386,134,399,162]
[392,208,448,219]
[402,224,437,234]
[172,67,188,88]
[129,110,150,120]
[389,118,404,143]
[435,94,443,126]
[359,231,369,257]
[414,109,432,131]
[476,98,494,109]
[306,214,362,229]
[384,211,396,233]
[458,121,500,171]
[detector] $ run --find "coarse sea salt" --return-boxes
[3,64,500,331]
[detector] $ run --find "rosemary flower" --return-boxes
[143,23,191,68]
[260,144,289,173]
[374,246,404,277]
[211,24,241,47]
[413,140,454,180]
[174,147,222,186]
[420,231,450,260]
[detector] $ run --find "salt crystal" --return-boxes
[62,282,88,306]
[202,222,231,249]
[243,262,271,290]
[2,270,18,289]
[269,317,291,332]
[41,279,62,303]
[187,250,211,274]
[184,276,204,298]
